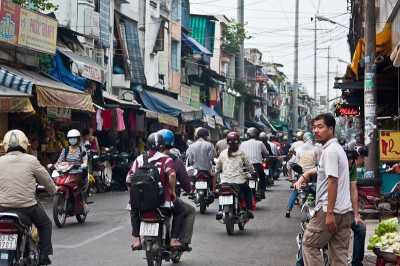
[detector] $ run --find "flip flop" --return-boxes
[131,244,142,251]
[169,244,185,250]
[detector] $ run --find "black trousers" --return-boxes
[0,204,53,256]
[253,163,266,191]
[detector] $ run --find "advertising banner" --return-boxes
[180,85,191,105]
[158,113,179,127]
[190,85,200,108]
[334,103,361,117]
[0,0,20,45]
[379,131,400,161]
[0,97,33,112]
[223,92,235,119]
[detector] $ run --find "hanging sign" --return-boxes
[190,85,200,108]
[180,85,191,105]
[334,103,361,117]
[158,113,178,127]
[223,92,236,119]
[379,131,400,161]
[206,115,215,129]
[214,115,224,126]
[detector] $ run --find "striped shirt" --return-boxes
[239,139,268,164]
[57,147,88,173]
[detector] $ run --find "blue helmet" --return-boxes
[157,129,175,148]
[303,132,315,142]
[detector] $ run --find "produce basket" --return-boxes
[379,249,397,263]
[372,247,383,258]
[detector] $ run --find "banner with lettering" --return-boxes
[379,131,400,161]
[0,97,34,112]
[223,92,235,119]
[158,113,179,127]
[180,85,191,105]
[190,85,200,108]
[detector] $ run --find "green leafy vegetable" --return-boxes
[368,218,399,250]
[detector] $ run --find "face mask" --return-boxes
[69,138,78,146]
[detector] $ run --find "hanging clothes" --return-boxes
[101,110,113,129]
[128,111,136,132]
[96,109,103,131]
[116,108,125,131]
[209,87,218,106]
[136,113,145,132]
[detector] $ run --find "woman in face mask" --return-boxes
[56,129,90,212]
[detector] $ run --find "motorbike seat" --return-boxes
[220,183,240,194]
[0,212,32,229]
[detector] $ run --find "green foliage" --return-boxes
[368,218,399,250]
[221,19,252,55]
[11,0,58,11]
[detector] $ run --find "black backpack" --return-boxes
[130,152,165,212]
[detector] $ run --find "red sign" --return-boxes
[0,0,21,44]
[334,103,361,117]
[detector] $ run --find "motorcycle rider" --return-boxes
[0,130,58,265]
[285,132,319,218]
[240,128,269,199]
[56,129,90,213]
[215,129,230,156]
[187,127,217,193]
[287,132,305,182]
[127,133,183,250]
[269,135,281,180]
[216,132,255,219]
[158,129,195,252]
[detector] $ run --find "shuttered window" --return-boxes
[171,40,180,72]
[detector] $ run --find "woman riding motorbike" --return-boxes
[215,132,255,219]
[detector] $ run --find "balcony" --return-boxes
[112,74,130,89]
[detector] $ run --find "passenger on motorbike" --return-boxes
[187,127,217,193]
[215,129,230,156]
[127,133,182,250]
[158,129,195,252]
[0,130,58,265]
[56,129,90,213]
[216,132,255,219]
[287,132,305,182]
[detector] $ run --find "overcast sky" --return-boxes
[191,0,351,100]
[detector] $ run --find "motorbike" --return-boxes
[281,155,288,177]
[0,186,46,266]
[292,164,317,208]
[48,152,89,228]
[187,167,215,214]
[216,182,251,235]
[263,158,274,187]
[139,208,184,266]
[243,165,261,202]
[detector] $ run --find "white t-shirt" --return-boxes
[315,138,352,214]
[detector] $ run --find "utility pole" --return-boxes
[364,0,377,178]
[237,0,245,134]
[326,46,330,113]
[314,15,317,107]
[292,0,299,132]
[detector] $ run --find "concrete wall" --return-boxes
[169,20,181,94]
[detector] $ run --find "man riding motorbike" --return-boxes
[0,130,58,265]
[55,129,89,213]
[215,129,230,157]
[158,129,195,252]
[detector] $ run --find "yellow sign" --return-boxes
[379,130,400,161]
[18,8,57,54]
[158,113,178,127]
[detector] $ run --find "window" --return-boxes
[171,40,180,71]
[172,0,180,21]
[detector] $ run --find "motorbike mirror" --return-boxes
[47,164,53,169]
[292,164,303,174]
[92,155,99,159]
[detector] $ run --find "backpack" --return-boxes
[130,152,165,212]
[63,146,82,162]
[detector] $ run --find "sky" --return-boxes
[190,0,351,101]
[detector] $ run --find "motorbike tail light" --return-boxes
[197,173,205,181]
[0,221,21,233]
[262,162,268,169]
[140,212,161,223]
[219,186,234,195]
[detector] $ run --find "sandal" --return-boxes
[131,244,142,251]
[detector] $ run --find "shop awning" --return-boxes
[58,48,107,84]
[102,91,141,108]
[139,90,203,122]
[0,86,31,97]
[200,103,224,126]
[139,108,179,127]
[261,114,278,133]
[0,97,34,113]
[269,119,283,130]
[181,33,212,55]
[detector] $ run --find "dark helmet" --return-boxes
[227,132,240,144]
[147,133,165,151]
[223,129,230,138]
[246,127,259,139]
[196,127,209,138]
[346,145,368,160]
[157,129,174,149]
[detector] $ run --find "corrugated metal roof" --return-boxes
[189,15,215,55]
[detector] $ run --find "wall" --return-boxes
[169,20,181,94]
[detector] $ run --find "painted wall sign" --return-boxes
[334,103,361,117]
[379,131,400,161]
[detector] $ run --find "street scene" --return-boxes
[1,0,400,266]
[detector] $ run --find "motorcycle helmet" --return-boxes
[346,145,368,161]
[283,135,288,141]
[67,129,80,138]
[246,127,259,139]
[295,131,304,140]
[303,132,315,143]
[147,133,165,150]
[227,132,240,144]
[222,129,230,138]
[196,127,209,139]
[157,129,174,149]
[259,132,268,140]
[2,129,29,153]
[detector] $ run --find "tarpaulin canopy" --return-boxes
[181,33,212,55]
[0,97,34,113]
[200,103,224,126]
[102,91,141,108]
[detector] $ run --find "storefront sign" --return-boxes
[190,85,200,108]
[36,86,94,112]
[84,9,100,37]
[334,103,361,117]
[180,85,191,105]
[0,97,34,112]
[206,115,215,129]
[82,64,103,84]
[158,113,178,127]
[0,0,57,54]
[215,115,224,126]
[223,92,235,119]
[379,131,400,161]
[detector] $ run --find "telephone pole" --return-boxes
[237,0,245,134]
[314,15,317,106]
[326,46,330,113]
[364,0,377,178]
[292,0,299,132]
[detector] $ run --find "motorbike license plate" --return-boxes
[264,169,269,175]
[139,222,159,236]
[283,161,287,165]
[93,171,101,177]
[249,180,256,189]
[195,181,207,189]
[0,234,17,250]
[219,195,233,205]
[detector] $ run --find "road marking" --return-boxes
[54,225,126,249]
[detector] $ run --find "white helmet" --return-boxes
[2,130,29,152]
[67,129,80,138]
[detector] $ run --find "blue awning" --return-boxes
[201,103,219,117]
[257,120,269,129]
[223,119,232,130]
[181,33,212,55]
[0,66,33,94]
[138,90,181,117]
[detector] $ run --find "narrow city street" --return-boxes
[44,179,300,266]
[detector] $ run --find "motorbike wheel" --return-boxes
[238,222,245,230]
[53,194,67,228]
[358,195,367,209]
[76,212,87,223]
[171,251,182,263]
[96,174,105,193]
[199,195,206,214]
[145,250,162,266]
[225,212,234,235]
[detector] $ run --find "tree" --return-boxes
[11,0,58,11]
[221,19,252,55]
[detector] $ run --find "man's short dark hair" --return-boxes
[313,113,336,133]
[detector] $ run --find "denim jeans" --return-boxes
[270,157,279,179]
[253,163,266,191]
[351,219,366,266]
[287,189,299,212]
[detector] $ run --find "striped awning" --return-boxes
[0,66,33,94]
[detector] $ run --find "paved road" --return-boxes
[43,178,301,266]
